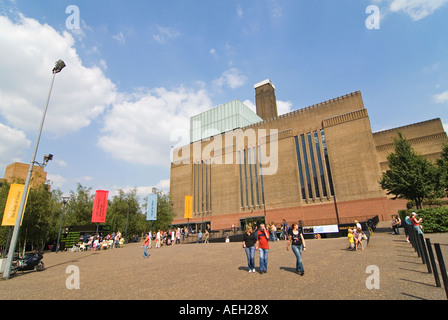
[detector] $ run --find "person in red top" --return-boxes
[143,233,150,258]
[411,212,424,235]
[256,223,270,273]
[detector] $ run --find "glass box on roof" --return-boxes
[190,99,263,142]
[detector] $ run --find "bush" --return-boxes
[398,207,448,233]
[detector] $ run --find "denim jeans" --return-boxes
[245,246,255,270]
[259,248,269,271]
[414,225,424,235]
[291,245,304,272]
[143,245,149,258]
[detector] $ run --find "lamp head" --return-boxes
[52,60,66,74]
[43,154,53,166]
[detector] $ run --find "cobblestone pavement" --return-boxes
[1,222,447,301]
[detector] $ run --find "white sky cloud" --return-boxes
[0,14,116,136]
[0,123,31,169]
[111,31,125,44]
[433,90,448,104]
[212,68,247,89]
[243,99,293,116]
[388,0,448,20]
[151,24,180,44]
[98,86,213,167]
[47,173,67,189]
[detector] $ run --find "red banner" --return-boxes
[92,190,109,223]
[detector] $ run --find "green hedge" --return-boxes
[398,207,448,233]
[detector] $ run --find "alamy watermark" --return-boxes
[171,125,279,176]
[66,265,80,290]
[366,265,380,290]
[66,5,80,30]
[365,5,380,30]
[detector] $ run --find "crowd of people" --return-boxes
[72,231,125,252]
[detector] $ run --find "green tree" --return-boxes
[436,143,448,197]
[63,183,94,226]
[380,133,441,209]
[0,182,12,252]
[106,188,145,241]
[19,184,57,250]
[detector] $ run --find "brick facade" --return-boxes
[170,82,447,230]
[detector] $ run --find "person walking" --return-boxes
[143,233,150,258]
[242,226,257,273]
[286,223,306,275]
[282,219,289,240]
[155,230,161,248]
[354,227,365,251]
[256,223,270,274]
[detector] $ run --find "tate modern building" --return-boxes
[169,80,447,231]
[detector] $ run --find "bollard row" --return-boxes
[404,225,448,300]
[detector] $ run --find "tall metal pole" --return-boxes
[125,204,129,244]
[3,60,65,279]
[56,197,69,253]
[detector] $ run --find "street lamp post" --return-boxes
[2,60,65,280]
[56,196,70,253]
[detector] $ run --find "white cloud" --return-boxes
[243,99,293,116]
[108,179,170,202]
[433,90,448,104]
[277,100,293,115]
[151,25,180,44]
[54,159,68,167]
[213,68,248,89]
[0,123,31,168]
[76,176,93,183]
[209,48,218,58]
[47,173,67,188]
[236,4,243,18]
[389,0,448,20]
[98,86,213,167]
[0,14,116,136]
[111,31,125,44]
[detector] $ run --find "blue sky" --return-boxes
[0,0,447,200]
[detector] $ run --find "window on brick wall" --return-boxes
[295,129,335,201]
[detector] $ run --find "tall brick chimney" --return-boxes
[255,79,278,120]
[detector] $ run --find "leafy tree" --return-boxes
[436,143,448,197]
[63,183,94,226]
[380,133,442,209]
[106,188,144,241]
[19,184,57,250]
[0,182,11,251]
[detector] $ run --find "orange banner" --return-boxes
[184,196,193,219]
[2,184,28,226]
[92,190,109,223]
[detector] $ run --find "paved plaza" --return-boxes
[1,222,447,301]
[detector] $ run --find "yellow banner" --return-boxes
[2,184,28,226]
[184,196,193,219]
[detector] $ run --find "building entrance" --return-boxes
[240,216,265,231]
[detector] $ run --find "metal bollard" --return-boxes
[425,238,441,287]
[434,243,448,300]
[418,234,431,273]
[406,226,416,252]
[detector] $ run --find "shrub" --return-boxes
[398,207,448,233]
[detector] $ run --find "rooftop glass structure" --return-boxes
[190,99,263,142]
